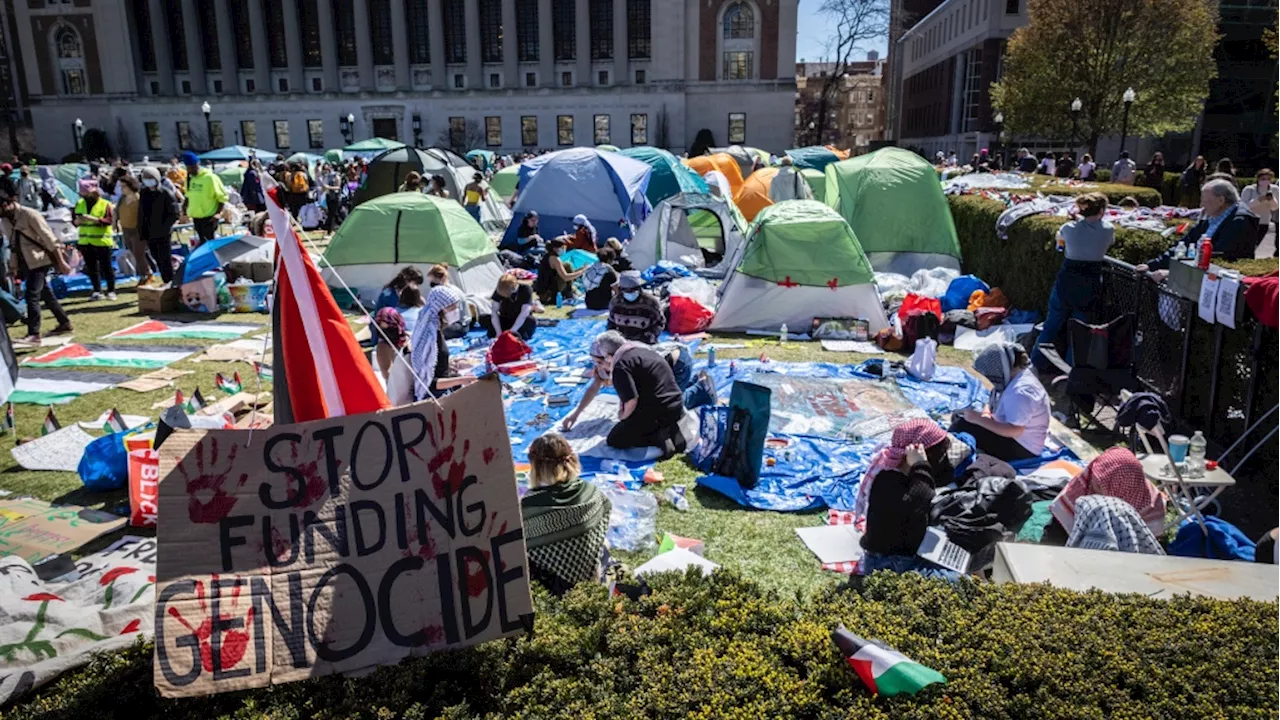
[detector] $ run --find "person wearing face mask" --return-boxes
[951,343,1050,462]
[137,167,180,286]
[490,271,537,339]
[0,179,72,345]
[533,237,586,306]
[1240,169,1277,255]
[607,271,665,345]
[72,177,116,300]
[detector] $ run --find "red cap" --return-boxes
[1205,460,1218,471]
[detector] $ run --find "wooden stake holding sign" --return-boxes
[152,377,533,698]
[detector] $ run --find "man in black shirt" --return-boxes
[562,330,688,457]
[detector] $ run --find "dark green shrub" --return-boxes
[9,572,1276,720]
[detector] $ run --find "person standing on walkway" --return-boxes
[72,177,116,300]
[15,166,40,209]
[182,151,227,247]
[0,180,72,344]
[137,168,179,286]
[1240,169,1277,255]
[115,174,149,284]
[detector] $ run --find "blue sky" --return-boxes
[795,0,889,63]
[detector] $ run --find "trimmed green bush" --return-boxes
[9,571,1277,719]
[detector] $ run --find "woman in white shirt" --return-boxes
[1077,154,1097,181]
[952,343,1050,461]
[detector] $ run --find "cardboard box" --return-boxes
[224,260,274,284]
[137,285,182,314]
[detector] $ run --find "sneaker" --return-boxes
[14,334,39,347]
[89,292,103,301]
[50,323,73,335]
[106,292,117,301]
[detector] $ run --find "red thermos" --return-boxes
[1196,236,1212,270]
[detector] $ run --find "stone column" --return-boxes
[282,0,306,91]
[391,0,410,88]
[428,0,447,88]
[214,0,237,93]
[575,0,589,85]
[538,0,554,86]
[317,0,339,90]
[147,0,174,95]
[502,0,518,87]
[612,0,627,85]
[247,0,271,93]
[465,0,482,88]
[180,0,206,93]
[353,0,375,90]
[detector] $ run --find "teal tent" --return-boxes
[619,147,709,205]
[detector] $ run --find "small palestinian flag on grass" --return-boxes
[5,403,13,436]
[215,371,243,395]
[185,387,207,413]
[42,407,61,436]
[104,408,128,434]
[173,388,185,408]
[253,361,273,382]
[832,625,945,697]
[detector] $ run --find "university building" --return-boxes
[2,0,799,160]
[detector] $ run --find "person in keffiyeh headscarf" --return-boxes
[1066,495,1165,555]
[410,284,467,401]
[1050,447,1167,537]
[951,342,1051,462]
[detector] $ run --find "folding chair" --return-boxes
[1037,313,1138,431]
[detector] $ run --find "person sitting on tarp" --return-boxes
[952,342,1050,462]
[490,272,537,339]
[855,419,961,581]
[406,284,476,402]
[562,331,690,458]
[608,271,665,345]
[426,263,470,338]
[582,246,621,310]
[1041,447,1166,546]
[533,237,586,306]
[568,214,598,252]
[502,210,542,253]
[521,433,612,596]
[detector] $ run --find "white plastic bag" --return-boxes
[908,337,937,381]
[667,275,718,308]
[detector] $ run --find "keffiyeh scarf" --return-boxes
[1067,495,1164,555]
[410,284,466,400]
[521,479,612,594]
[972,341,1023,406]
[852,418,948,527]
[1051,447,1166,534]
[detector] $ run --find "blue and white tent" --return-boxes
[198,145,278,162]
[501,147,652,247]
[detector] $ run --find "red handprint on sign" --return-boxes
[411,410,496,501]
[166,576,254,673]
[179,438,249,524]
[277,441,333,509]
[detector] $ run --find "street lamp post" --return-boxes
[412,112,422,147]
[73,117,83,153]
[1119,87,1135,156]
[201,101,213,150]
[993,112,1004,168]
[1070,97,1082,148]
[347,113,356,143]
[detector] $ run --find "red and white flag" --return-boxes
[263,178,388,422]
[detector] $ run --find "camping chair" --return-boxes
[1037,313,1138,431]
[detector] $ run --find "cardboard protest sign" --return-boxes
[153,376,533,698]
[0,498,127,564]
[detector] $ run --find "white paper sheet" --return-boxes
[795,525,865,565]
[1198,272,1220,324]
[1215,274,1239,329]
[819,339,884,354]
[9,425,95,472]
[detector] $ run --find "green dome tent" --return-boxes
[319,193,503,301]
[823,147,961,275]
[710,200,888,333]
[800,168,826,203]
[490,164,520,200]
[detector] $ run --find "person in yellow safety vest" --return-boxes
[182,150,228,247]
[72,177,117,301]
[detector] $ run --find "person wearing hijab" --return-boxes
[568,214,598,252]
[953,343,1050,461]
[854,419,961,580]
[409,284,472,401]
[1048,447,1166,539]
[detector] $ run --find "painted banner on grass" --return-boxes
[10,369,131,404]
[105,321,261,341]
[21,343,200,369]
[153,376,533,698]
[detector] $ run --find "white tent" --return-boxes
[710,200,890,334]
[627,193,747,277]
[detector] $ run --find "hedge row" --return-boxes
[1086,170,1257,206]
[947,194,1175,311]
[11,571,1278,720]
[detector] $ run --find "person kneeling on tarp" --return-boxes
[563,338,715,428]
[854,419,961,581]
[521,433,612,595]
[561,331,691,458]
[951,342,1050,462]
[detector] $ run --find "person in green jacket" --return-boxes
[182,150,227,247]
[72,177,116,300]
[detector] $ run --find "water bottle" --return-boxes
[1173,240,1187,260]
[779,323,788,345]
[707,345,716,367]
[1187,431,1207,478]
[664,485,690,511]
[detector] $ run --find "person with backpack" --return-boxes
[286,162,311,218]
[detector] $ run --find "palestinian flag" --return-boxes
[253,361,273,381]
[42,407,60,436]
[21,343,199,370]
[832,625,945,697]
[185,388,207,413]
[215,371,243,395]
[9,369,131,405]
[105,320,261,341]
[173,388,185,408]
[103,408,128,433]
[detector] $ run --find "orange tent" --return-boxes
[684,153,745,196]
[825,145,851,160]
[734,167,779,222]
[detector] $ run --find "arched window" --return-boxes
[53,25,87,95]
[723,2,754,39]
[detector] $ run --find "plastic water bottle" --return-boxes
[707,345,716,367]
[1187,431,1207,478]
[1174,240,1187,260]
[664,485,690,511]
[779,323,788,345]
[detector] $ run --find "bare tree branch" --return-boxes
[796,0,890,147]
